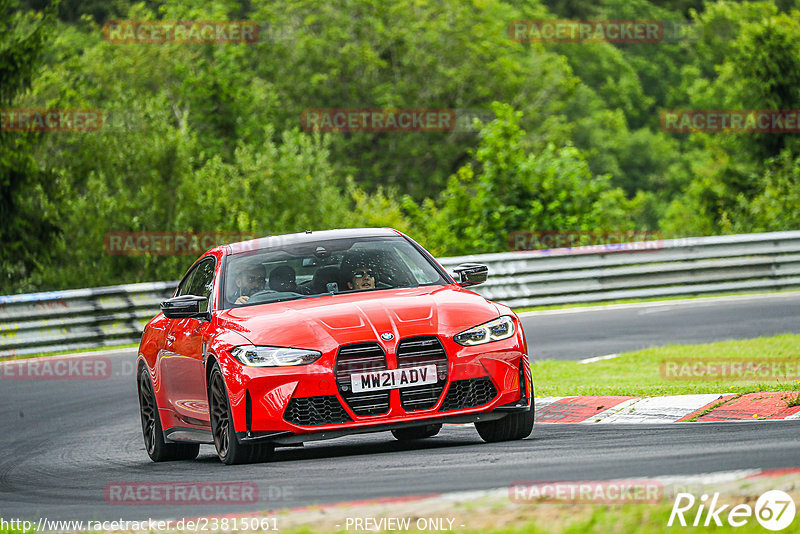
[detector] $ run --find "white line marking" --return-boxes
[638,306,674,315]
[578,353,620,364]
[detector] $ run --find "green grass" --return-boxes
[533,333,800,397]
[513,289,800,313]
[2,342,138,361]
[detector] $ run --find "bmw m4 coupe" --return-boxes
[137,228,534,464]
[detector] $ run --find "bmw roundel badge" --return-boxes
[380,332,394,341]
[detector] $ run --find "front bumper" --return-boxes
[220,335,532,443]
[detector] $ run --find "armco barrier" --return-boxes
[0,282,177,357]
[438,231,800,307]
[2,231,799,357]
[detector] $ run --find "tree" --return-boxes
[0,0,60,292]
[661,5,800,234]
[403,103,635,255]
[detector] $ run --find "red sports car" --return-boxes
[137,228,534,464]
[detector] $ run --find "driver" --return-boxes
[232,264,266,305]
[348,266,376,290]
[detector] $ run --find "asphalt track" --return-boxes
[1,293,798,522]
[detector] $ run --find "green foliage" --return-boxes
[245,0,579,198]
[403,103,634,255]
[661,2,800,235]
[740,150,800,231]
[0,0,61,292]
[3,0,800,293]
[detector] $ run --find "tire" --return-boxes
[138,366,200,462]
[208,363,274,465]
[391,423,442,441]
[475,399,535,443]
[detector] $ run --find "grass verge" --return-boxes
[533,333,800,397]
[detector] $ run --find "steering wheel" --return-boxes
[246,289,277,301]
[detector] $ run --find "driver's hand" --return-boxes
[234,295,250,305]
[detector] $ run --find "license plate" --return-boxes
[351,364,438,393]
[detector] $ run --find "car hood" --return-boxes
[215,285,498,351]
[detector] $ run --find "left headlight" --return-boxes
[230,345,322,367]
[454,316,515,346]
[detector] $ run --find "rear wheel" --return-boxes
[391,423,442,441]
[138,366,199,462]
[208,363,274,465]
[475,400,534,443]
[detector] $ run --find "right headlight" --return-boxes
[230,345,322,367]
[454,316,515,346]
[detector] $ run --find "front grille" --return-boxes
[439,377,497,411]
[284,396,352,426]
[397,336,448,411]
[335,343,390,416]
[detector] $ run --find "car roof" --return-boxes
[225,227,404,255]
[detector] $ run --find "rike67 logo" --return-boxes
[669,490,796,531]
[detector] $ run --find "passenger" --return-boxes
[348,266,376,290]
[269,265,298,292]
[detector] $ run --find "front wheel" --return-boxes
[475,400,534,443]
[208,363,274,465]
[391,424,442,441]
[138,366,199,462]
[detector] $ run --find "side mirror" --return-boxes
[161,295,209,320]
[452,263,488,287]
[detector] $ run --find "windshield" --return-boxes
[222,236,447,309]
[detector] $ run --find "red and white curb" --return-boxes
[536,392,800,423]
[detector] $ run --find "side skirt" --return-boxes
[164,426,214,444]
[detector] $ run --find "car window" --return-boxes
[186,258,216,312]
[223,237,447,309]
[175,267,196,297]
[395,247,441,285]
